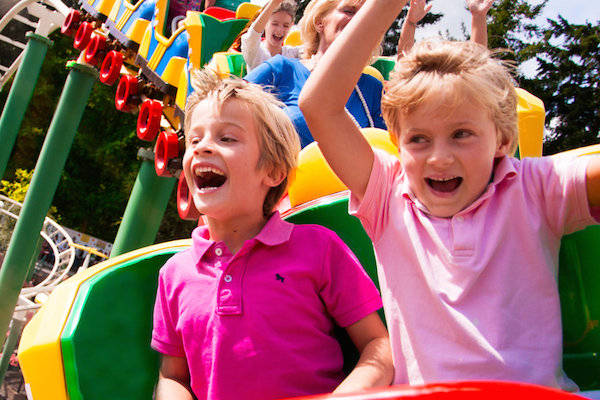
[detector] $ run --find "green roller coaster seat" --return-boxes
[60,250,177,400]
[55,195,600,396]
[559,225,600,390]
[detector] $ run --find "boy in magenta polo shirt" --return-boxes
[151,68,393,400]
[299,0,600,392]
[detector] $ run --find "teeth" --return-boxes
[195,167,224,176]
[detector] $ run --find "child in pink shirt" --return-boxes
[151,68,393,399]
[299,0,600,392]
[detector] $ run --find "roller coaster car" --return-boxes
[134,1,251,98]
[123,2,256,141]
[16,143,600,400]
[105,0,157,51]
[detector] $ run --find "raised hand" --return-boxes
[466,0,494,18]
[406,0,432,25]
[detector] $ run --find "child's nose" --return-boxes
[194,138,215,154]
[428,144,454,167]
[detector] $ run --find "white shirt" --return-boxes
[241,26,301,71]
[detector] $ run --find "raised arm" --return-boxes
[586,157,600,208]
[397,0,432,59]
[155,355,195,400]
[334,312,394,393]
[250,0,284,36]
[467,0,494,47]
[299,0,408,200]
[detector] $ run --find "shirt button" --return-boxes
[215,247,223,256]
[224,274,232,283]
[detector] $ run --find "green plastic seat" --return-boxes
[559,225,600,390]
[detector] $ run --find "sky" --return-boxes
[413,0,599,77]
[415,0,600,41]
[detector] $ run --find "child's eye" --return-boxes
[341,7,356,15]
[407,135,427,144]
[188,137,201,145]
[453,130,472,139]
[221,136,236,143]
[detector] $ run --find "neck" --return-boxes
[266,41,283,56]
[206,212,269,254]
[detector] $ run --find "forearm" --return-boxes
[155,377,195,400]
[334,337,394,394]
[470,13,488,47]
[397,20,416,58]
[251,0,281,34]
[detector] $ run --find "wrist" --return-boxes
[406,19,417,27]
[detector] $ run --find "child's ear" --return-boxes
[315,17,324,33]
[264,167,286,188]
[495,133,512,157]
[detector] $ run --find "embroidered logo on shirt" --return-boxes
[275,273,285,283]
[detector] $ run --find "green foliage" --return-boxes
[521,17,600,154]
[0,31,194,243]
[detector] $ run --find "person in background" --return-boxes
[245,0,386,148]
[241,0,301,71]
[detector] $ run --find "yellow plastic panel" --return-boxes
[108,0,121,22]
[175,67,189,110]
[210,52,232,79]
[161,57,187,86]
[184,15,203,69]
[138,25,152,59]
[18,240,191,400]
[97,0,118,18]
[362,65,384,83]
[284,30,302,47]
[288,128,399,207]
[516,88,545,158]
[127,19,151,44]
[236,2,260,19]
[556,144,600,158]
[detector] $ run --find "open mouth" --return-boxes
[426,177,462,193]
[272,34,284,41]
[194,167,227,193]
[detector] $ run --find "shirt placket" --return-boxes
[215,244,244,315]
[451,214,474,259]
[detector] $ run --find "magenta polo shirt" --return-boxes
[350,150,599,390]
[152,212,382,400]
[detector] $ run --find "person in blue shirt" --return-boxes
[245,0,386,148]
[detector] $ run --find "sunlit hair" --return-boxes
[383,40,519,155]
[298,0,363,58]
[273,0,297,19]
[184,68,301,216]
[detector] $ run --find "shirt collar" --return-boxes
[190,211,293,262]
[400,156,518,215]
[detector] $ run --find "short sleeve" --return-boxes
[358,74,386,129]
[525,155,599,235]
[349,149,401,242]
[318,230,382,328]
[151,265,185,357]
[244,57,276,87]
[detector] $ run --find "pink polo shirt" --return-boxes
[350,150,599,390]
[152,212,382,400]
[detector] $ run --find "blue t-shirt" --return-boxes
[245,55,386,148]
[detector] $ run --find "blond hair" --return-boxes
[298,0,363,58]
[383,40,519,154]
[184,69,301,216]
